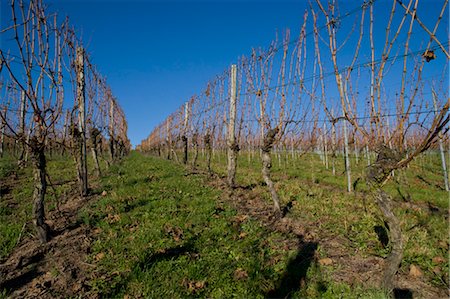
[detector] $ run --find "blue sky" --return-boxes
[1,0,448,147]
[44,0,316,147]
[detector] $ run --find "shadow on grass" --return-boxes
[0,265,43,293]
[136,240,197,271]
[374,224,389,248]
[107,239,198,297]
[394,288,413,299]
[282,200,294,217]
[265,237,318,298]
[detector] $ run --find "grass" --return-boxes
[0,151,109,261]
[1,149,448,297]
[79,152,398,298]
[181,148,449,289]
[81,153,295,297]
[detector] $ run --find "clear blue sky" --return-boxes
[44,0,316,147]
[2,0,447,147]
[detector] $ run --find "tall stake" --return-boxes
[432,90,449,192]
[323,122,329,169]
[227,64,238,188]
[16,91,27,164]
[340,75,352,193]
[183,101,189,164]
[76,47,88,196]
[109,98,115,163]
[0,104,7,158]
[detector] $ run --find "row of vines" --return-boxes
[0,0,130,243]
[138,0,449,294]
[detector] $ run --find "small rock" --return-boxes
[409,264,423,278]
[101,190,107,196]
[318,258,333,266]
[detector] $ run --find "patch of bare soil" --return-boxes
[201,170,448,299]
[0,188,99,298]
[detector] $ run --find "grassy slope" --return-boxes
[82,152,390,298]
[0,153,103,260]
[191,150,449,289]
[1,150,448,297]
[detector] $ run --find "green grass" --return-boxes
[81,152,396,298]
[176,148,449,289]
[0,152,109,261]
[1,149,448,297]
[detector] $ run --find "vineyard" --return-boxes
[1,0,449,298]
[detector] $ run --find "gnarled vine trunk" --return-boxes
[375,189,403,293]
[367,145,403,295]
[227,140,239,188]
[30,137,49,244]
[166,138,171,160]
[71,125,86,197]
[192,133,199,169]
[204,132,212,173]
[182,135,188,164]
[90,127,102,177]
[262,127,281,213]
[109,136,115,164]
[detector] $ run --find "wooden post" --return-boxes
[0,101,9,158]
[0,104,7,158]
[76,47,88,196]
[227,64,238,188]
[339,75,352,193]
[62,109,69,155]
[183,101,189,164]
[323,122,329,169]
[365,144,371,166]
[17,91,27,165]
[432,91,449,192]
[331,109,336,176]
[166,118,171,160]
[19,91,26,136]
[109,98,115,162]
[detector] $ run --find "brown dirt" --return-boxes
[0,186,99,298]
[202,169,449,299]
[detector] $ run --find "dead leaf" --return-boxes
[101,190,107,196]
[234,215,248,223]
[409,264,423,278]
[238,232,247,239]
[72,283,82,292]
[106,213,121,223]
[194,281,206,289]
[234,268,248,280]
[95,252,105,261]
[93,227,103,234]
[433,266,442,275]
[438,241,448,249]
[432,256,445,264]
[184,279,206,293]
[318,258,333,266]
